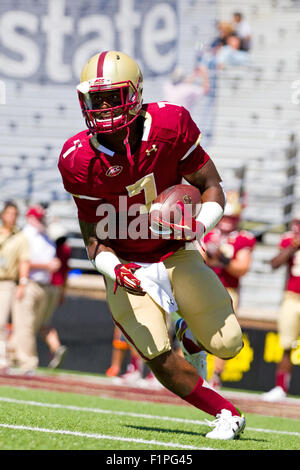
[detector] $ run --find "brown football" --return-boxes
[149,184,202,234]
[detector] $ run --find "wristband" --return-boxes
[19,277,29,285]
[93,251,121,280]
[196,201,224,236]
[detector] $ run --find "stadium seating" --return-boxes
[202,0,300,313]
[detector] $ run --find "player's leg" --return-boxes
[263,291,300,401]
[147,349,245,439]
[164,248,243,360]
[209,287,240,388]
[106,273,245,439]
[105,275,172,366]
[173,313,208,379]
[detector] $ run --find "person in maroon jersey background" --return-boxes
[263,215,300,401]
[58,50,246,439]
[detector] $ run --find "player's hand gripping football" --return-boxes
[114,263,146,296]
[154,201,205,241]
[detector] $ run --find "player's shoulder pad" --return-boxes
[280,231,294,246]
[239,229,256,240]
[238,230,257,247]
[59,130,89,161]
[145,102,194,131]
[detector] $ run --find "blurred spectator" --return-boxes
[232,12,252,51]
[38,221,70,369]
[210,21,235,48]
[0,201,30,371]
[106,325,131,377]
[163,65,210,112]
[11,205,61,374]
[262,214,300,401]
[215,34,250,68]
[197,34,250,71]
[203,191,256,389]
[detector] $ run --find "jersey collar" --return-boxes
[89,135,115,157]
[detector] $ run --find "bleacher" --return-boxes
[0,0,299,318]
[204,0,300,315]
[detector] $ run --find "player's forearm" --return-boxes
[184,160,225,235]
[222,250,252,278]
[271,246,298,269]
[224,260,250,278]
[184,159,225,207]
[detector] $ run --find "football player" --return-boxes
[58,50,245,439]
[262,214,300,401]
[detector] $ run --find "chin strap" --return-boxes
[123,125,134,167]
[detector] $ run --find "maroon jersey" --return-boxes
[58,102,210,262]
[279,233,300,294]
[204,228,256,288]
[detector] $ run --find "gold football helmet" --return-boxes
[77,50,143,134]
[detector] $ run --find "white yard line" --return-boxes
[0,396,299,438]
[0,423,213,450]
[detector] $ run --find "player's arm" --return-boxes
[220,248,252,278]
[184,158,225,206]
[155,159,225,241]
[270,237,300,269]
[79,219,145,295]
[181,159,226,239]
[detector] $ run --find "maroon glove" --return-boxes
[153,201,205,241]
[114,263,145,296]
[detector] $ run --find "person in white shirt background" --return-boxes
[11,205,61,374]
[232,11,252,51]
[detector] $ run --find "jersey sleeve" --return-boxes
[58,137,83,190]
[175,106,210,175]
[238,231,257,251]
[72,196,103,224]
[58,134,104,224]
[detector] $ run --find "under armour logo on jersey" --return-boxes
[146,144,158,156]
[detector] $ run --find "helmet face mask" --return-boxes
[77,51,143,134]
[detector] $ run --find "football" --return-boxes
[149,184,202,235]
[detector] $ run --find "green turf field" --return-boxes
[0,383,299,451]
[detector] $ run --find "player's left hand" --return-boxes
[153,201,205,241]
